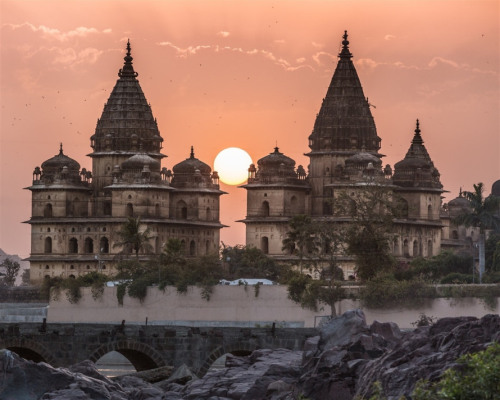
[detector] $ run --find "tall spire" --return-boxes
[59,142,63,155]
[190,146,195,159]
[339,30,353,59]
[118,39,138,78]
[307,30,380,154]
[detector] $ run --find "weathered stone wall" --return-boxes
[45,285,500,329]
[0,286,44,303]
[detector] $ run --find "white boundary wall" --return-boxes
[47,285,500,329]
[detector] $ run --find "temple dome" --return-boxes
[492,180,500,197]
[41,144,80,173]
[172,147,211,175]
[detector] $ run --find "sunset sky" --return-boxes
[1,0,498,257]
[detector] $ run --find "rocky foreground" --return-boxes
[1,310,499,400]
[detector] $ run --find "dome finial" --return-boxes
[190,146,195,159]
[339,30,353,59]
[59,142,63,155]
[118,39,138,78]
[412,118,423,145]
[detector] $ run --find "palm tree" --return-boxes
[114,217,153,259]
[454,183,500,283]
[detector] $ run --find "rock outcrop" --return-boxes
[1,311,498,400]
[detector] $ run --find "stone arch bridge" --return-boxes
[0,322,318,376]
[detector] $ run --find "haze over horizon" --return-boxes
[1,0,498,258]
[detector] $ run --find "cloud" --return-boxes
[384,34,396,41]
[217,31,230,38]
[312,51,335,66]
[311,41,324,49]
[3,22,111,41]
[274,39,285,44]
[296,57,306,64]
[157,40,313,72]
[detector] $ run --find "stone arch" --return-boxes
[413,240,419,257]
[393,238,399,256]
[189,240,196,256]
[427,204,433,220]
[44,237,52,253]
[44,203,53,218]
[261,236,269,254]
[290,196,298,214]
[427,239,433,257]
[84,237,94,253]
[103,201,112,216]
[403,239,409,257]
[197,341,259,377]
[176,200,188,219]
[261,201,270,217]
[2,338,56,366]
[88,340,166,372]
[126,203,134,217]
[69,237,78,254]
[398,198,409,218]
[100,237,109,253]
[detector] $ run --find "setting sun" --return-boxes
[214,147,253,185]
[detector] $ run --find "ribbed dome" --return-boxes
[254,147,298,181]
[448,193,470,208]
[172,147,211,175]
[41,144,80,173]
[392,120,442,189]
[90,40,163,155]
[121,153,160,171]
[257,147,295,169]
[308,31,381,154]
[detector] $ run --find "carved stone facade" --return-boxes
[240,32,448,277]
[26,42,224,283]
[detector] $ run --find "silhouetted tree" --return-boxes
[0,258,20,286]
[114,217,153,259]
[454,183,500,283]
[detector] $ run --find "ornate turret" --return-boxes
[39,143,82,184]
[90,40,163,156]
[307,31,381,154]
[393,120,442,189]
[171,147,215,188]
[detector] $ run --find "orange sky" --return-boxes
[1,0,499,257]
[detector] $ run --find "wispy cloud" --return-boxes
[217,31,230,38]
[157,41,313,72]
[384,34,396,41]
[3,22,111,41]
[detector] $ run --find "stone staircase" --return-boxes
[0,303,48,323]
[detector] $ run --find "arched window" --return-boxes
[403,239,409,257]
[398,198,409,218]
[261,236,269,254]
[413,240,419,257]
[155,203,160,217]
[126,203,134,217]
[427,204,433,220]
[206,207,212,221]
[103,202,112,216]
[261,201,270,217]
[70,265,74,270]
[44,203,53,218]
[69,238,78,254]
[84,237,94,253]
[45,265,50,270]
[427,240,433,257]
[393,238,399,256]
[44,237,52,253]
[176,200,188,219]
[69,275,75,279]
[100,237,109,253]
[452,230,459,240]
[290,196,298,214]
[189,240,196,256]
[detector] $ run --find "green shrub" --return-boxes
[439,272,473,284]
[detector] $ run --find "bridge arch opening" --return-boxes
[6,346,46,363]
[198,343,257,377]
[89,341,166,374]
[95,351,136,377]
